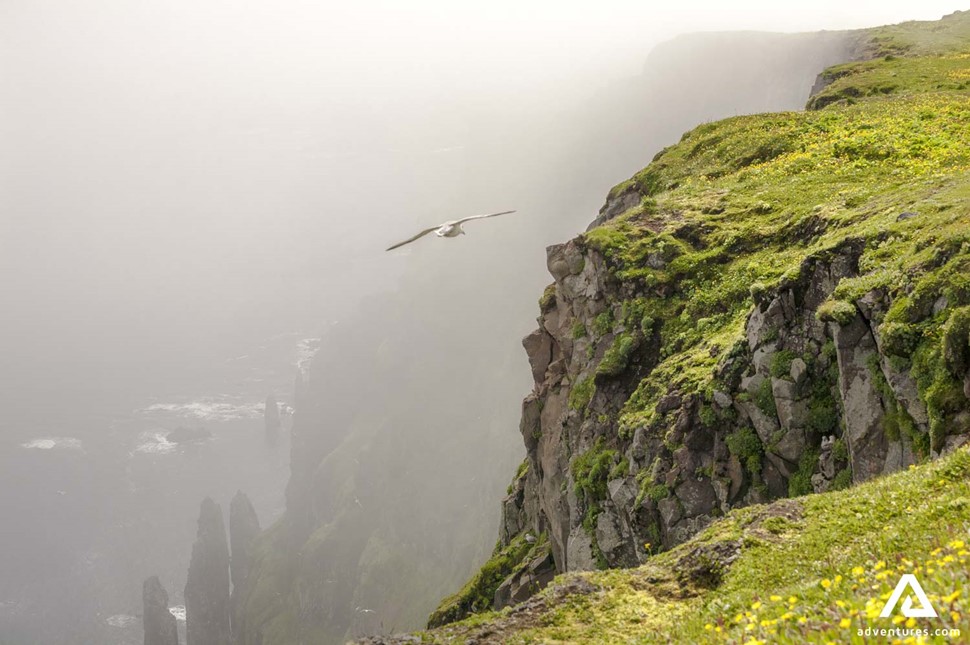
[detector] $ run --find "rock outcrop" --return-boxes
[185,498,231,645]
[143,576,179,645]
[229,491,260,637]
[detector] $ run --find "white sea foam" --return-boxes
[106,614,137,628]
[169,605,186,621]
[21,437,83,451]
[133,431,178,455]
[140,397,261,422]
[297,337,321,375]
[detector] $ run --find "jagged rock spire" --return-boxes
[143,576,179,645]
[229,490,261,638]
[185,498,231,645]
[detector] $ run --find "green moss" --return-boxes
[769,350,798,380]
[568,377,595,412]
[832,438,848,463]
[830,467,853,490]
[539,284,557,313]
[878,321,921,356]
[596,333,639,378]
[572,438,620,532]
[647,483,670,502]
[754,379,777,418]
[571,321,587,339]
[816,299,857,325]
[788,448,820,497]
[507,459,529,494]
[592,310,615,337]
[609,458,630,480]
[725,426,764,476]
[427,533,543,628]
[942,305,970,375]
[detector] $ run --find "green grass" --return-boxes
[580,32,970,441]
[427,534,547,628]
[411,446,970,644]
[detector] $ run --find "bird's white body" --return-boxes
[385,210,515,251]
[435,223,464,238]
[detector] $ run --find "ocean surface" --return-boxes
[0,331,317,645]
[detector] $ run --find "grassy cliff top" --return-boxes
[579,11,970,444]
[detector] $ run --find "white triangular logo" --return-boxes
[879,574,938,618]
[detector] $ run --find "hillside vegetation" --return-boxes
[405,446,970,643]
[406,10,970,643]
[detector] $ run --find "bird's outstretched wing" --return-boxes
[385,226,439,251]
[451,210,516,225]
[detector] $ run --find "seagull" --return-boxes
[385,210,516,251]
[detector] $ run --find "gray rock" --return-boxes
[771,378,796,401]
[771,426,807,464]
[607,477,637,510]
[741,374,766,396]
[656,392,682,414]
[143,576,179,645]
[674,477,717,518]
[646,252,667,269]
[185,498,231,645]
[546,244,572,282]
[522,330,554,385]
[586,186,641,230]
[896,211,919,221]
[789,358,808,384]
[229,491,261,638]
[565,526,597,572]
[595,512,626,561]
[493,549,556,610]
[713,390,733,408]
[657,496,683,527]
[834,314,889,483]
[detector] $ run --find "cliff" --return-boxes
[425,9,970,632]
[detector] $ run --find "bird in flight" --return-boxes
[385,210,517,251]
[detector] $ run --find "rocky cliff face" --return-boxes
[185,498,231,645]
[431,10,970,625]
[143,576,179,645]
[229,491,261,638]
